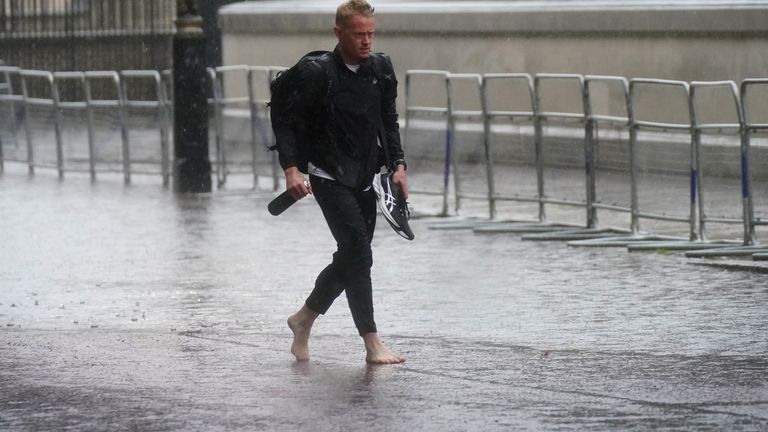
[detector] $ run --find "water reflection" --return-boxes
[173,193,212,256]
[289,360,398,407]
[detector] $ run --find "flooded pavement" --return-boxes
[1,166,767,431]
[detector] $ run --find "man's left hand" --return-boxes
[392,166,408,200]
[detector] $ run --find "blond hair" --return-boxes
[336,0,375,27]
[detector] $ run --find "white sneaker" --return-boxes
[372,172,414,240]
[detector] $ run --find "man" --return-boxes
[272,0,408,364]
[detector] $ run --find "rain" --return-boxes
[1,0,767,430]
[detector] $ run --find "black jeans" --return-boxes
[305,175,378,335]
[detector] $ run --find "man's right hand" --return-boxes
[285,167,311,200]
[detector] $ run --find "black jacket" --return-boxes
[271,46,404,189]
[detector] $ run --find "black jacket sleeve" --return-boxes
[271,59,327,171]
[377,54,405,168]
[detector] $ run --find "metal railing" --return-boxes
[447,72,485,216]
[740,79,768,246]
[630,79,696,237]
[686,79,768,257]
[584,75,633,231]
[481,73,539,223]
[690,81,745,243]
[402,69,451,215]
[208,64,285,190]
[20,69,57,176]
[121,69,170,186]
[402,71,766,257]
[1,62,766,258]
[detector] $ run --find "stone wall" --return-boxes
[219,0,768,116]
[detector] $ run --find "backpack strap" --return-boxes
[368,53,395,171]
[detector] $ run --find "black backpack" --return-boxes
[267,51,335,172]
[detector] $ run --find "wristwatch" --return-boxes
[394,159,407,171]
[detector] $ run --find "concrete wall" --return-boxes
[219,1,768,116]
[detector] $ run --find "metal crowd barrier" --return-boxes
[1,66,172,185]
[691,81,745,244]
[427,72,494,230]
[627,78,695,241]
[569,79,696,247]
[210,65,245,187]
[525,75,636,241]
[1,63,766,258]
[519,74,597,240]
[626,81,746,251]
[447,73,485,217]
[52,71,87,179]
[0,60,15,174]
[400,71,765,254]
[584,75,634,232]
[20,70,59,177]
[686,79,768,258]
[0,65,23,175]
[534,74,588,214]
[472,73,584,235]
[480,73,537,222]
[121,70,170,186]
[84,71,131,184]
[476,73,605,236]
[402,69,451,216]
[208,64,284,190]
[738,79,768,253]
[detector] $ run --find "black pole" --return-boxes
[173,0,212,193]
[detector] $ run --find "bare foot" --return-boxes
[363,333,406,364]
[287,305,318,361]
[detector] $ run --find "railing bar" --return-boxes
[539,112,585,120]
[592,203,632,212]
[493,195,540,204]
[123,101,161,108]
[452,110,483,117]
[88,100,121,107]
[407,106,448,113]
[636,212,691,223]
[487,110,534,117]
[218,97,251,104]
[635,120,691,130]
[695,123,741,130]
[702,217,743,224]
[590,115,629,124]
[406,70,450,76]
[540,198,587,207]
[483,73,532,80]
[24,98,55,106]
[57,101,88,109]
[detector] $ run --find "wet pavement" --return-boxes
[2,165,767,431]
